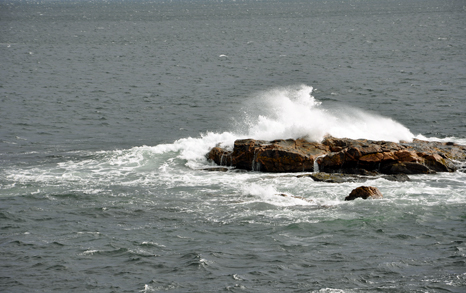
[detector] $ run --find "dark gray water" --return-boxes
[1,0,466,292]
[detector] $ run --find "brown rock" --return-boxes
[382,152,397,161]
[317,138,461,174]
[206,146,233,166]
[230,139,265,170]
[307,172,365,183]
[422,153,456,172]
[208,138,329,172]
[206,136,465,174]
[359,153,385,162]
[345,186,383,201]
[381,162,434,174]
[394,150,420,162]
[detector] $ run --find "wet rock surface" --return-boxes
[207,138,329,172]
[345,186,384,201]
[207,136,466,175]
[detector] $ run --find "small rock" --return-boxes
[304,172,366,183]
[202,167,230,172]
[345,186,383,201]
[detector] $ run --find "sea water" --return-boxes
[1,0,466,292]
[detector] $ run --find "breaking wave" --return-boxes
[239,84,415,143]
[148,84,417,169]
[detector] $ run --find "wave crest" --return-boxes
[240,84,414,142]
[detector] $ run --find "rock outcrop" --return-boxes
[318,137,461,174]
[345,186,384,201]
[206,139,329,172]
[206,136,466,175]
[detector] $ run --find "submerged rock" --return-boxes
[302,172,366,183]
[297,172,410,183]
[206,136,466,175]
[202,167,230,172]
[345,186,383,201]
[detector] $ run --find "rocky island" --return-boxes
[206,136,466,175]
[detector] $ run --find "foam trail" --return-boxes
[241,85,414,142]
[149,131,238,168]
[241,183,313,206]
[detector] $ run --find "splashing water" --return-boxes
[146,84,417,168]
[241,84,415,142]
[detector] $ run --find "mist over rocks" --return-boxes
[206,136,466,175]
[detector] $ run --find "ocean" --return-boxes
[1,0,466,292]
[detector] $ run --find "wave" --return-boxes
[239,84,415,142]
[136,84,466,172]
[4,84,466,205]
[149,84,417,168]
